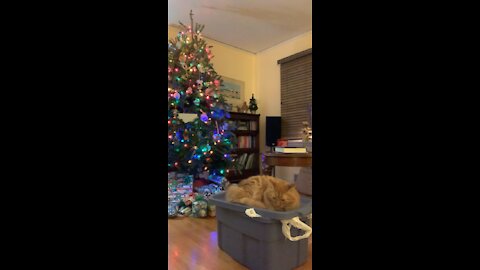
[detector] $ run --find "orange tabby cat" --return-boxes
[225,175,301,211]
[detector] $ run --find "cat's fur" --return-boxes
[225,175,301,211]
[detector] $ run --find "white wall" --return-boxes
[255,31,312,182]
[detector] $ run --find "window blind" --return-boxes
[278,49,312,139]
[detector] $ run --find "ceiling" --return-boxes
[168,0,312,54]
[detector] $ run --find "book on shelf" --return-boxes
[274,147,307,153]
[287,138,304,148]
[245,153,256,169]
[236,153,249,169]
[237,136,255,148]
[236,121,249,130]
[276,138,304,148]
[226,120,236,130]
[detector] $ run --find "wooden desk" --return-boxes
[262,152,312,176]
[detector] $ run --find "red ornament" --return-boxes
[205,88,213,96]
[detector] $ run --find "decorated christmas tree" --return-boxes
[168,11,237,184]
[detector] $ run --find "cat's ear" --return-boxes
[288,183,296,189]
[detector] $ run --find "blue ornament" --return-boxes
[200,113,208,122]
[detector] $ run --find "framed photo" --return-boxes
[220,76,245,109]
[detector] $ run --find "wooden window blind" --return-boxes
[278,49,312,139]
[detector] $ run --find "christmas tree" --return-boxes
[168,11,237,183]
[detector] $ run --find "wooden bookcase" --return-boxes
[226,112,260,182]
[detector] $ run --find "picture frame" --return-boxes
[219,76,245,109]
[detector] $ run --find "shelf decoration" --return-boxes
[248,93,258,114]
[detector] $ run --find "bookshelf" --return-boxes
[227,112,260,183]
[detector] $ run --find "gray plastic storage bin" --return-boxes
[210,192,312,270]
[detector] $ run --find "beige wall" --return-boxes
[168,26,256,103]
[255,31,312,182]
[168,26,312,182]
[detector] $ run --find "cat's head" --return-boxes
[270,182,301,211]
[281,184,301,211]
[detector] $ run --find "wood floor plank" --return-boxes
[168,216,312,270]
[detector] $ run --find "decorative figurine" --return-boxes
[248,93,258,114]
[237,101,248,113]
[302,121,313,152]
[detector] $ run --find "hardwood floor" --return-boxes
[168,216,312,270]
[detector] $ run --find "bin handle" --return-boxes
[281,217,312,241]
[245,208,262,218]
[245,208,312,241]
